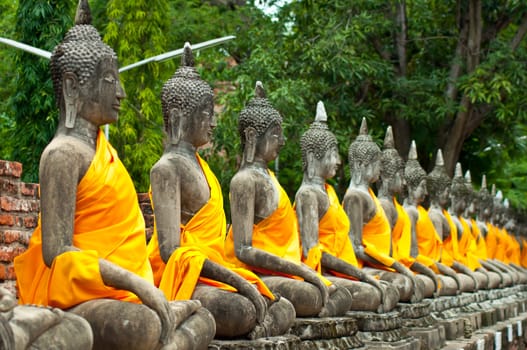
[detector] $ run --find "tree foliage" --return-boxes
[1,0,526,213]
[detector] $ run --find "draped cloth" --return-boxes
[485,223,500,261]
[441,210,459,267]
[470,219,487,261]
[358,189,395,269]
[147,154,273,301]
[225,171,331,286]
[457,217,482,271]
[15,130,152,308]
[415,206,442,272]
[299,184,359,275]
[392,198,414,267]
[521,238,527,268]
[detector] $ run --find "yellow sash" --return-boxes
[15,130,152,308]
[457,217,481,270]
[392,198,414,267]
[415,206,441,271]
[359,188,395,268]
[470,218,487,260]
[147,155,273,300]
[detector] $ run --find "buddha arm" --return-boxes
[230,176,329,305]
[404,206,420,258]
[452,261,479,288]
[200,260,266,323]
[342,191,374,265]
[295,189,321,260]
[40,147,175,346]
[479,260,506,285]
[436,262,462,289]
[410,261,439,294]
[150,162,181,263]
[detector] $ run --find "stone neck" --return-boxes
[377,180,393,199]
[302,174,326,190]
[58,118,99,147]
[167,140,197,158]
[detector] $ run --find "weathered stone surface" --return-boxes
[396,301,432,319]
[300,335,365,349]
[407,326,445,350]
[208,335,301,350]
[361,336,421,350]
[288,317,358,340]
[351,311,402,331]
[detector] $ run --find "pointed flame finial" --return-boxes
[464,170,472,185]
[315,101,327,123]
[383,126,394,149]
[408,140,418,160]
[435,149,444,166]
[491,184,496,196]
[181,42,195,67]
[481,175,487,189]
[496,189,503,200]
[454,162,463,178]
[359,118,368,135]
[255,81,266,98]
[75,0,92,25]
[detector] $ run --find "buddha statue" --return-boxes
[380,136,452,297]
[225,82,352,317]
[462,172,503,288]
[146,44,295,339]
[13,1,214,349]
[427,150,477,292]
[295,102,399,313]
[448,163,490,289]
[0,287,92,349]
[341,118,423,303]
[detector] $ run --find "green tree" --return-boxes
[5,0,75,182]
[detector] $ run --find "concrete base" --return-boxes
[289,317,358,340]
[209,335,300,349]
[362,337,421,350]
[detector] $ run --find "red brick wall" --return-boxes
[0,160,39,295]
[0,159,155,296]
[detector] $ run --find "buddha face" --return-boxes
[413,178,428,203]
[255,122,285,162]
[320,145,340,180]
[80,56,126,126]
[368,155,382,183]
[438,186,450,208]
[185,94,215,147]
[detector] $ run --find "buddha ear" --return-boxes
[244,127,257,163]
[168,108,183,144]
[63,72,80,129]
[307,152,316,179]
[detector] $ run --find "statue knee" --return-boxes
[416,274,435,298]
[32,312,93,350]
[438,275,458,296]
[172,308,215,348]
[262,277,323,317]
[321,285,352,317]
[193,287,256,337]
[69,299,161,350]
[457,273,476,292]
[487,272,501,289]
[380,272,413,302]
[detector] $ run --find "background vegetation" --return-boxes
[1,0,526,218]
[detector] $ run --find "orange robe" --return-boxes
[470,218,487,261]
[358,189,396,269]
[415,206,442,273]
[505,232,520,265]
[147,154,273,300]
[441,210,459,267]
[14,130,152,308]
[298,184,359,275]
[392,198,414,267]
[520,238,527,268]
[457,217,482,270]
[225,171,330,285]
[485,223,500,260]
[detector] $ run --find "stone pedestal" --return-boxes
[350,311,420,350]
[208,335,301,350]
[288,317,365,349]
[397,301,446,350]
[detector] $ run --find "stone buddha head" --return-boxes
[450,163,469,215]
[50,0,125,129]
[161,43,215,147]
[300,101,340,180]
[427,150,452,209]
[348,118,381,185]
[477,175,493,221]
[464,170,477,217]
[379,126,405,195]
[238,82,284,164]
[403,141,427,205]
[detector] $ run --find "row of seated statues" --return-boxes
[3,1,527,349]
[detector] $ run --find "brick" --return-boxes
[20,183,39,198]
[23,216,38,228]
[0,178,19,197]
[0,245,26,262]
[0,197,39,212]
[0,214,15,226]
[3,230,30,245]
[0,160,22,178]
